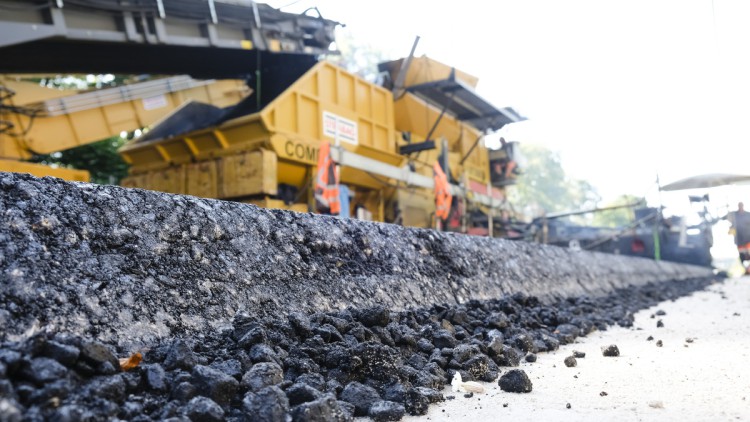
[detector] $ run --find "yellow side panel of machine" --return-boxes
[146,166,185,194]
[9,79,248,158]
[186,161,218,198]
[0,159,89,182]
[393,93,488,184]
[120,173,147,189]
[121,115,268,173]
[396,188,435,228]
[260,61,396,156]
[379,56,479,89]
[218,149,278,199]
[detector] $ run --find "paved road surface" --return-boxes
[405,276,750,422]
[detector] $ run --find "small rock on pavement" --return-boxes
[566,403,571,409]
[647,336,654,341]
[340,381,381,417]
[564,356,577,367]
[291,394,351,422]
[21,357,68,384]
[241,362,283,392]
[602,344,620,357]
[185,396,224,422]
[498,369,533,393]
[243,386,290,422]
[600,391,608,396]
[525,353,537,363]
[656,340,663,347]
[573,350,585,358]
[657,320,664,328]
[369,400,406,422]
[285,382,322,406]
[648,400,665,409]
[192,365,239,406]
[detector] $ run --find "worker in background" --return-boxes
[433,162,452,226]
[728,202,750,274]
[314,141,341,215]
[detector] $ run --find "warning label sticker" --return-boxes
[323,111,358,145]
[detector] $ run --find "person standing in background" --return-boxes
[728,202,750,274]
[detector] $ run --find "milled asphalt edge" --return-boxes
[0,173,713,348]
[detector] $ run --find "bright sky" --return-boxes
[269,0,750,209]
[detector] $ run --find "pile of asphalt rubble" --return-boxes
[0,276,714,421]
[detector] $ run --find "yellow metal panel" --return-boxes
[120,115,268,172]
[337,71,355,110]
[1,78,72,105]
[318,65,337,105]
[146,166,186,194]
[259,61,395,155]
[355,80,371,117]
[297,95,319,139]
[0,159,89,182]
[288,204,308,213]
[186,160,219,198]
[218,150,278,199]
[276,160,308,186]
[245,197,286,210]
[396,188,434,228]
[380,56,479,88]
[269,133,318,166]
[13,79,248,156]
[121,173,147,189]
[0,129,32,160]
[103,102,140,133]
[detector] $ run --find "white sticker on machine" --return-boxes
[142,95,169,111]
[323,111,358,145]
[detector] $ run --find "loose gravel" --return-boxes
[0,276,714,421]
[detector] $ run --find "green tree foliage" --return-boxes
[509,144,600,222]
[31,136,130,185]
[327,31,390,82]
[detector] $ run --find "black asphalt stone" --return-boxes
[404,387,429,415]
[432,330,458,349]
[286,382,322,406]
[290,394,351,422]
[602,345,620,357]
[191,365,239,406]
[209,359,243,380]
[462,354,498,382]
[525,353,537,363]
[564,356,577,367]
[184,396,224,422]
[41,341,80,367]
[144,364,167,392]
[86,374,126,402]
[164,340,199,371]
[498,369,533,393]
[573,350,586,358]
[243,386,290,422]
[369,400,406,421]
[242,362,283,392]
[79,341,119,370]
[171,381,197,402]
[340,382,381,416]
[357,306,391,328]
[20,357,68,385]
